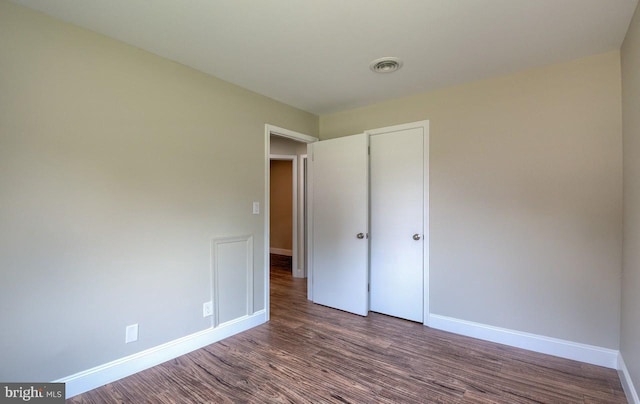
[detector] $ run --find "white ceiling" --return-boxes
[13,0,639,114]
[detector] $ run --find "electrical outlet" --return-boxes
[203,301,213,317]
[125,324,138,343]
[252,201,260,214]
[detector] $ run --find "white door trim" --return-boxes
[365,120,430,326]
[270,154,298,277]
[300,154,308,279]
[264,125,317,321]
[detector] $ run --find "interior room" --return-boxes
[1,0,639,402]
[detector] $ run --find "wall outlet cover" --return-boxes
[125,324,138,344]
[203,301,213,317]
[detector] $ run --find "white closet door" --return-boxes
[309,134,369,316]
[370,127,424,322]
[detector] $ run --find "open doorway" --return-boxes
[264,125,317,320]
[269,156,297,275]
[270,137,306,278]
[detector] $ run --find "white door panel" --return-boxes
[370,127,424,322]
[310,134,368,316]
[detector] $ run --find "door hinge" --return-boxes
[367,283,370,292]
[368,146,370,155]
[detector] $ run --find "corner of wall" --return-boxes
[619,353,640,404]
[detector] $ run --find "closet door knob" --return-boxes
[357,233,365,239]
[413,234,421,240]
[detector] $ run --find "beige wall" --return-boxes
[320,51,623,348]
[0,0,317,382]
[270,160,293,251]
[270,135,308,156]
[621,1,640,392]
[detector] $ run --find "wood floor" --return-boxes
[69,264,627,403]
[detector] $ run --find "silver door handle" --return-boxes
[357,233,365,239]
[413,234,421,240]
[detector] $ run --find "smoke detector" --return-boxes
[369,57,403,73]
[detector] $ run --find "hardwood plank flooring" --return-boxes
[69,267,627,403]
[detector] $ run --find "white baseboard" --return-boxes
[56,310,267,399]
[293,267,304,278]
[270,248,292,256]
[429,314,618,369]
[619,352,640,404]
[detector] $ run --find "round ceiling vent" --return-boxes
[369,57,403,73]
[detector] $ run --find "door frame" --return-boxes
[365,120,430,325]
[269,154,298,275]
[264,124,317,321]
[300,154,308,279]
